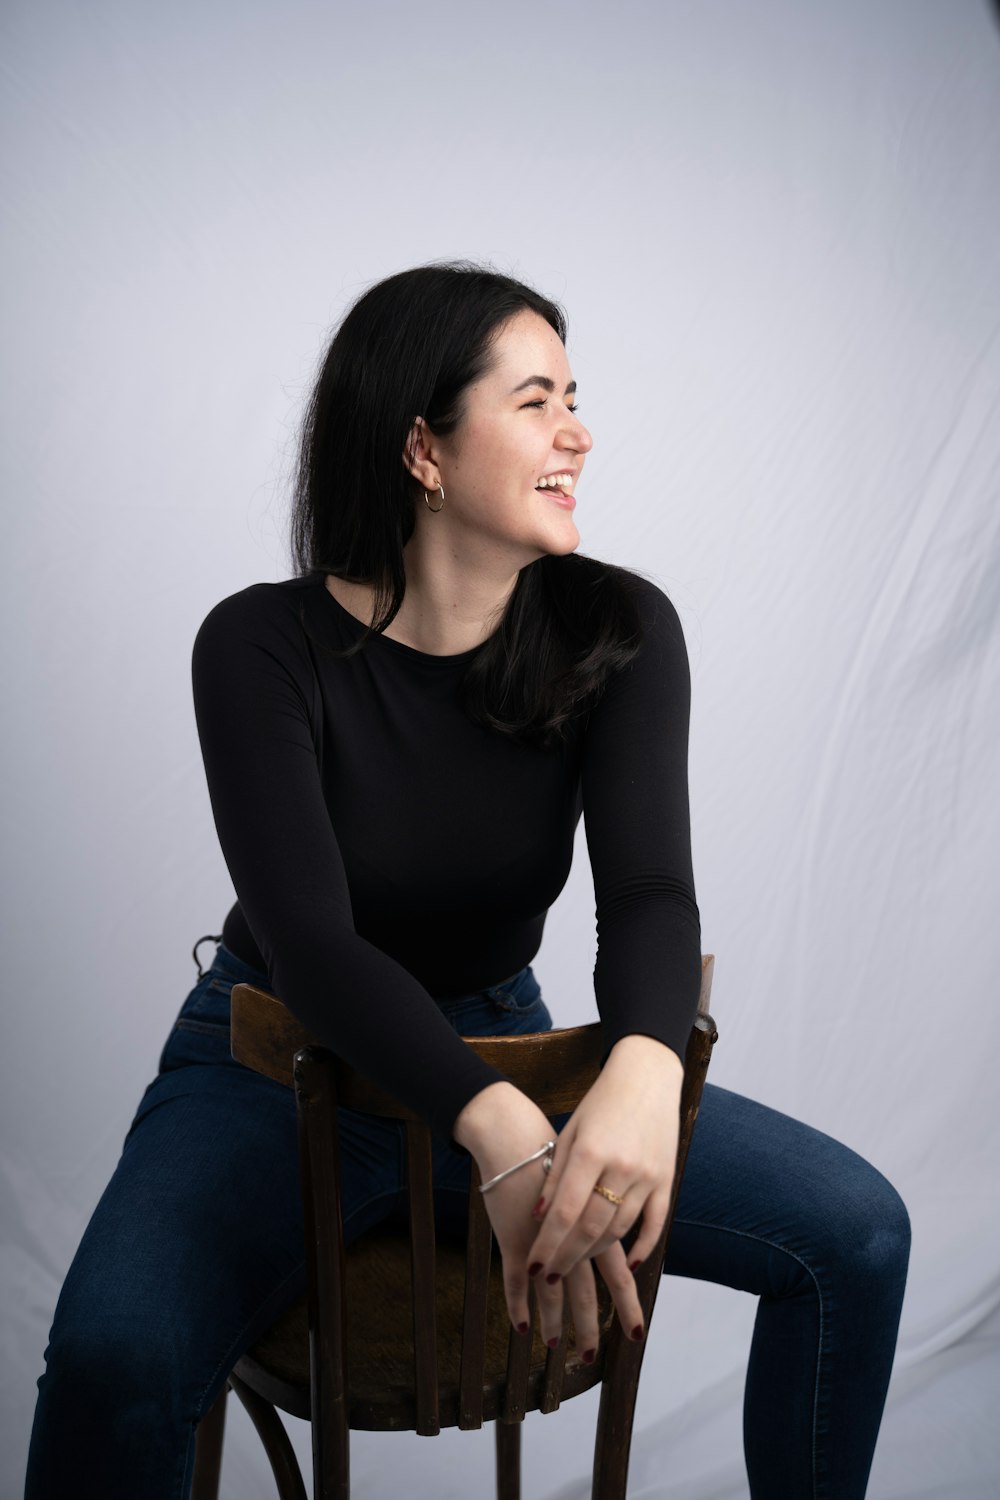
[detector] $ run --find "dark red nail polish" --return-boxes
[628,1259,641,1273]
[581,1347,596,1364]
[546,1336,560,1350]
[532,1197,546,1216]
[545,1272,561,1286]
[517,1321,529,1335]
[630,1324,644,1342]
[528,1262,542,1278]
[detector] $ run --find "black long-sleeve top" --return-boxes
[192,571,701,1139]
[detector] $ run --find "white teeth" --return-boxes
[538,474,573,489]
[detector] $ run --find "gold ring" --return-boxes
[592,1183,624,1207]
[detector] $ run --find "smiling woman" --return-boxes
[26,262,909,1500]
[328,309,592,653]
[406,312,590,561]
[291,264,645,747]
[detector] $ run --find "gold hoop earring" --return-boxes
[424,485,445,513]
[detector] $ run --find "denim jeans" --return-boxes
[26,944,909,1500]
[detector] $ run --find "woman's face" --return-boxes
[420,309,593,564]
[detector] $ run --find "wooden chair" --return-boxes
[191,957,717,1500]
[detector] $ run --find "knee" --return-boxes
[825,1164,911,1298]
[29,1294,208,1493]
[40,1296,189,1418]
[874,1173,911,1259]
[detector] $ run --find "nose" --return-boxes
[557,410,593,455]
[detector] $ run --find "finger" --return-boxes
[530,1179,632,1277]
[502,1254,533,1336]
[531,1118,575,1218]
[580,1186,648,1262]
[533,1260,566,1347]
[624,1187,673,1270]
[527,1140,616,1267]
[594,1241,645,1343]
[563,1259,601,1363]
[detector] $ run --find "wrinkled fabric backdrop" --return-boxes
[3,1,998,1495]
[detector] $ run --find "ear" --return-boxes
[402,416,443,490]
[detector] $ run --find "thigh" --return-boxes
[158,953,412,1252]
[28,1052,311,1500]
[48,952,403,1415]
[665,1082,909,1297]
[54,1056,307,1408]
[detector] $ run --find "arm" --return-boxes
[455,579,700,1348]
[582,578,702,1063]
[192,587,505,1138]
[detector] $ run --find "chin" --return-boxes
[507,525,580,569]
[545,522,581,557]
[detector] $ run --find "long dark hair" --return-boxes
[291,262,642,748]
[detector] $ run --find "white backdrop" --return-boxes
[3,1,999,1495]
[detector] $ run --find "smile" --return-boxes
[535,473,575,495]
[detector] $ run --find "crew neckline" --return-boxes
[318,577,490,666]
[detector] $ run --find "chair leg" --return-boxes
[311,1374,351,1500]
[229,1372,309,1500]
[591,1334,644,1500]
[191,1386,228,1500]
[495,1419,522,1500]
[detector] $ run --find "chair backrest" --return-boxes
[230,956,717,1446]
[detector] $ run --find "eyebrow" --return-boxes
[509,376,578,396]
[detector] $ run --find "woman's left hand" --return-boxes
[525,1034,684,1346]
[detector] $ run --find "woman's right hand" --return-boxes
[452,1082,643,1359]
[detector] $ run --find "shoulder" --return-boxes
[569,556,688,667]
[618,569,684,635]
[194,577,318,654]
[584,565,691,719]
[196,576,317,635]
[624,574,689,676]
[557,553,680,626]
[191,577,326,695]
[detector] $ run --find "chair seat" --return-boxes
[235,1226,615,1431]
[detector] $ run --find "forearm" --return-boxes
[452,1034,683,1160]
[453,1081,544,1163]
[606,1031,685,1080]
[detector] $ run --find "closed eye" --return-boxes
[522,399,580,413]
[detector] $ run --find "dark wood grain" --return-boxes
[458,1166,493,1430]
[405,1122,440,1436]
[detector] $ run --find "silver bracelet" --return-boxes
[478,1140,556,1195]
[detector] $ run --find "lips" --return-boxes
[535,470,578,508]
[538,487,576,509]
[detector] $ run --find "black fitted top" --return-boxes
[192,571,701,1138]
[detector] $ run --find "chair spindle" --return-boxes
[405,1120,440,1436]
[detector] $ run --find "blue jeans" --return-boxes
[26,944,909,1500]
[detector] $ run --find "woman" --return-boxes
[26,264,910,1499]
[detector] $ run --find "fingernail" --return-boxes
[528,1262,542,1278]
[517,1321,529,1335]
[581,1347,596,1364]
[628,1259,641,1273]
[545,1272,561,1286]
[630,1324,644,1342]
[532,1197,546,1216]
[546,1336,560,1350]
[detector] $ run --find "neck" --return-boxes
[327,533,532,657]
